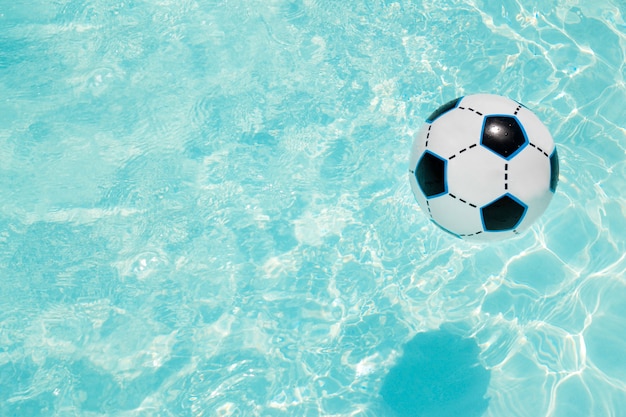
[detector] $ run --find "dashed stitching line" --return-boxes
[448,143,478,160]
[513,104,522,115]
[460,229,517,237]
[458,106,483,117]
[529,142,550,157]
[448,193,478,209]
[504,163,509,190]
[425,125,432,147]
[459,230,483,237]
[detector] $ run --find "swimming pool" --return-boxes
[0,0,624,415]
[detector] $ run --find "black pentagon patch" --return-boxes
[550,148,559,193]
[481,116,528,159]
[426,97,462,123]
[481,194,527,231]
[415,151,447,198]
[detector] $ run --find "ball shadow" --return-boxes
[380,325,491,417]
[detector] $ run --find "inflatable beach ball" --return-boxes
[409,94,559,241]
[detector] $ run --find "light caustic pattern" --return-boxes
[0,0,624,416]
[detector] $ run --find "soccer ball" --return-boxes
[409,94,559,241]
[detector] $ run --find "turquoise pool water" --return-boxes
[1,1,625,416]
